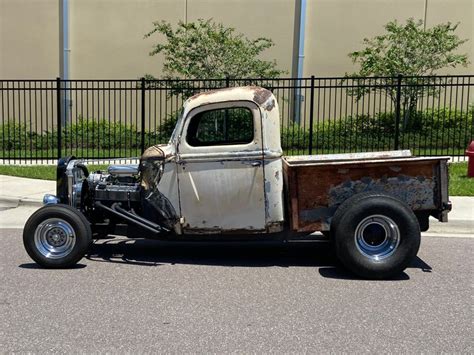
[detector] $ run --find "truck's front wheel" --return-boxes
[332,193,420,279]
[23,204,92,268]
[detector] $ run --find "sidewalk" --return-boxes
[0,174,472,236]
[424,196,473,238]
[0,175,55,229]
[0,175,55,204]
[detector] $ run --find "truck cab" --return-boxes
[142,86,284,235]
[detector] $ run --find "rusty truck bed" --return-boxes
[282,150,450,233]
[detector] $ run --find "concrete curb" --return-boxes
[0,196,43,207]
[422,232,474,238]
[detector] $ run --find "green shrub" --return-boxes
[0,121,50,150]
[0,116,176,152]
[63,118,140,149]
[1,107,472,155]
[281,107,473,151]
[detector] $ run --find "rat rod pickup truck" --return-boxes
[23,86,451,278]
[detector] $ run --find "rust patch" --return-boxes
[253,88,275,106]
[266,221,284,233]
[263,98,275,111]
[295,221,325,233]
[252,87,273,106]
[284,158,442,233]
[327,176,436,209]
[141,145,166,160]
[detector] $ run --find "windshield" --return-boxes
[169,109,184,144]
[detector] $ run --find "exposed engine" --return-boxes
[87,165,141,206]
[56,156,177,235]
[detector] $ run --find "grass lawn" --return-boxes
[448,162,474,196]
[0,148,142,159]
[0,165,108,181]
[0,162,472,196]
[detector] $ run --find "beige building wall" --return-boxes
[0,0,59,79]
[0,0,472,79]
[424,0,473,74]
[304,0,473,77]
[185,0,295,77]
[69,0,295,79]
[69,0,184,79]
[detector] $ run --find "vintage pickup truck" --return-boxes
[23,86,451,278]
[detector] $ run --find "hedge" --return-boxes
[1,108,472,153]
[281,108,473,151]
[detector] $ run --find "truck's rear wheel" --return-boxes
[23,204,92,268]
[332,192,420,279]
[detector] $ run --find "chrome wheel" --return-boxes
[33,218,76,259]
[354,215,400,261]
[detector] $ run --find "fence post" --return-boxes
[56,77,62,160]
[225,76,230,88]
[140,77,146,154]
[394,74,402,150]
[308,75,315,155]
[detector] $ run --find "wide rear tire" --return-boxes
[23,204,92,268]
[331,192,420,279]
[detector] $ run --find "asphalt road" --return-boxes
[0,229,472,353]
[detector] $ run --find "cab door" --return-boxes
[176,101,266,234]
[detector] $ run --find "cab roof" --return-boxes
[183,86,277,114]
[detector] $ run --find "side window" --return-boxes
[186,107,254,146]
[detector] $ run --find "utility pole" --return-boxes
[59,0,70,125]
[291,0,307,124]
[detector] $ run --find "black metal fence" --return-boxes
[1,75,472,163]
